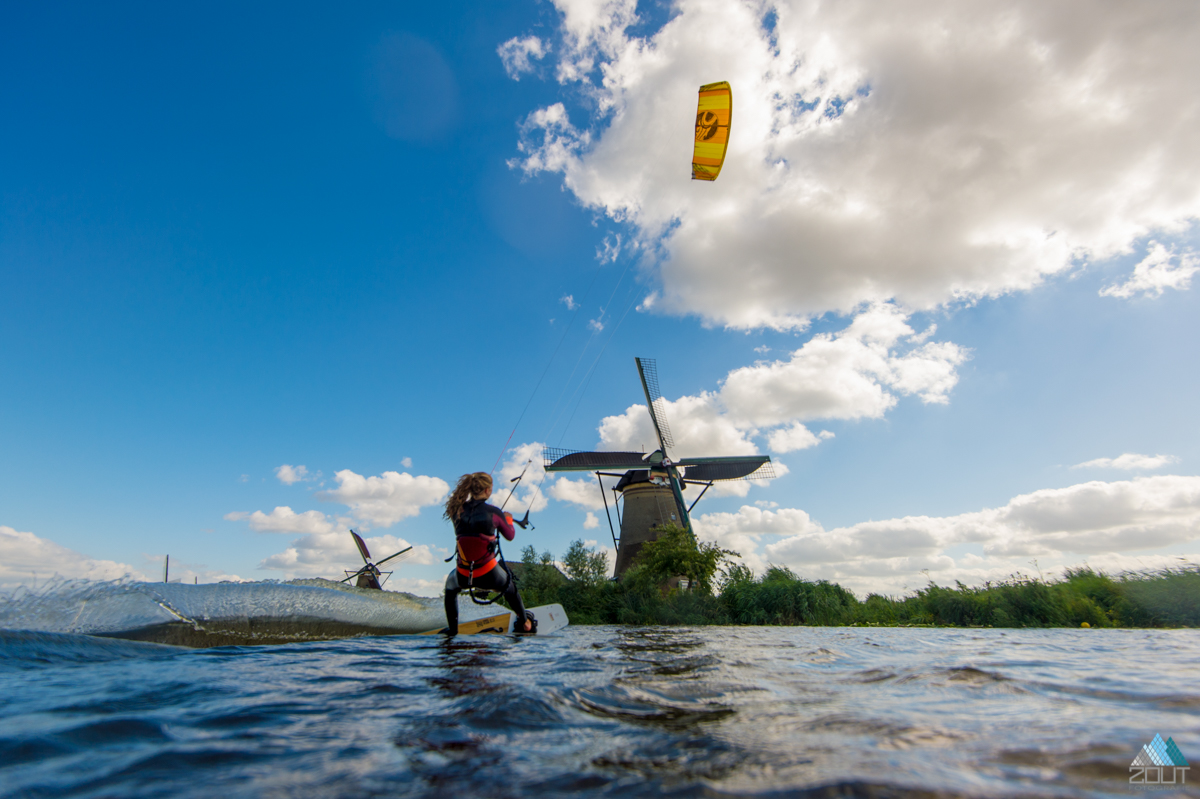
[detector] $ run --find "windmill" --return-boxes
[545,357,775,577]
[340,531,413,590]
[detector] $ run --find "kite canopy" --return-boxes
[692,81,731,181]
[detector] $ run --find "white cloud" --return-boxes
[561,293,577,310]
[401,457,413,469]
[695,474,1200,595]
[591,304,962,468]
[498,35,548,79]
[224,506,343,535]
[512,102,589,175]
[275,464,312,485]
[722,304,969,424]
[549,475,608,510]
[636,292,658,312]
[493,443,550,514]
[1072,453,1179,471]
[767,423,833,453]
[596,233,622,263]
[259,530,434,581]
[515,0,1200,329]
[0,526,145,589]
[549,0,639,84]
[584,511,600,529]
[316,469,449,528]
[1101,242,1199,299]
[588,315,604,332]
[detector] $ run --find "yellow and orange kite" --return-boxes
[692,81,731,181]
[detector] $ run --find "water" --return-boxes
[2,583,1199,798]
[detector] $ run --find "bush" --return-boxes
[628,523,736,595]
[513,537,1200,629]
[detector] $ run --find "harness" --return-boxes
[451,500,509,605]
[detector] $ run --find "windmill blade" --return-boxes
[635,357,675,454]
[350,531,373,564]
[375,546,413,568]
[677,456,776,482]
[544,448,650,472]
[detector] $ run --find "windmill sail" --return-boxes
[351,531,373,563]
[679,456,775,482]
[544,448,650,472]
[635,357,674,453]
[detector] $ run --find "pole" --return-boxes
[596,471,618,550]
[687,481,714,514]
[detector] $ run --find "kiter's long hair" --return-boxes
[444,472,493,521]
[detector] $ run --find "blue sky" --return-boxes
[3,0,1199,596]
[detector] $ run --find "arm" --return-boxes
[492,512,516,541]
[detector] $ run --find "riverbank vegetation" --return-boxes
[515,526,1200,628]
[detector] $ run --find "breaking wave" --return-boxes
[0,578,490,647]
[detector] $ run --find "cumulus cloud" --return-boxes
[0,526,145,589]
[224,507,343,535]
[316,470,449,528]
[493,443,550,514]
[1072,453,1179,471]
[695,475,1200,594]
[228,467,450,582]
[259,530,434,580]
[592,304,964,473]
[275,464,313,485]
[401,457,413,469]
[1100,242,1199,299]
[497,35,548,79]
[767,423,834,454]
[548,0,639,84]
[584,511,600,529]
[549,475,608,510]
[513,0,1200,329]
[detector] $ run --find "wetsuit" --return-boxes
[443,498,528,635]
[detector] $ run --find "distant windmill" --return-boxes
[340,531,413,590]
[545,357,774,577]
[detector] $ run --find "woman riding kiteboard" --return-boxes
[442,472,536,635]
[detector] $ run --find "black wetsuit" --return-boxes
[443,499,527,635]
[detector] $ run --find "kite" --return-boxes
[692,81,731,181]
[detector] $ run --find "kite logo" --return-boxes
[1130,734,1189,787]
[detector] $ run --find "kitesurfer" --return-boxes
[442,472,535,635]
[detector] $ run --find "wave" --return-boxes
[0,578,484,647]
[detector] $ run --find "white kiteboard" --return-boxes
[420,603,569,636]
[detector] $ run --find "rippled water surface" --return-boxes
[3,623,1199,798]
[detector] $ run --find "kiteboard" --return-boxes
[420,603,569,636]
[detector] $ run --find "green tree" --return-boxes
[516,545,565,606]
[630,524,737,594]
[563,539,609,586]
